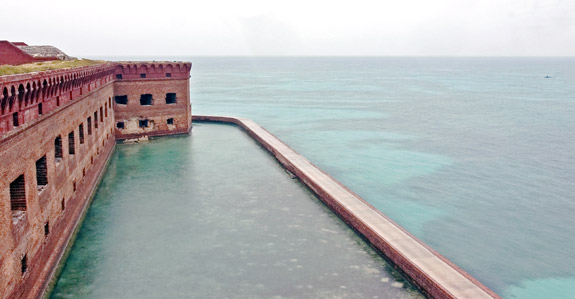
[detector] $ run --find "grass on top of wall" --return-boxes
[0,59,107,76]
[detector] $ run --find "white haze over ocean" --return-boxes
[2,0,574,56]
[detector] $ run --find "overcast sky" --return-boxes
[2,0,574,57]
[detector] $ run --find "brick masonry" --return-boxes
[0,61,191,298]
[0,41,58,66]
[113,62,192,140]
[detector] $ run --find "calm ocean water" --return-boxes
[99,56,575,298]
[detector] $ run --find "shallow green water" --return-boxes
[51,124,423,299]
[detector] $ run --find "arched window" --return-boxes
[1,87,8,115]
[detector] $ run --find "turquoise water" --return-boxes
[87,56,575,298]
[51,124,422,298]
[181,57,575,298]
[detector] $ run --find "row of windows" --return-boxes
[8,98,114,276]
[114,93,177,106]
[10,104,112,213]
[6,81,113,132]
[115,118,175,130]
[10,132,111,275]
[115,73,172,80]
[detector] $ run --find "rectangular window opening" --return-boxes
[100,107,103,122]
[94,112,98,128]
[10,175,26,211]
[139,119,149,128]
[61,198,65,211]
[167,118,174,125]
[38,103,43,115]
[79,124,85,144]
[140,94,153,106]
[21,255,27,274]
[105,105,108,118]
[73,181,77,192]
[87,117,92,135]
[116,122,125,129]
[68,131,75,155]
[166,73,171,77]
[44,222,50,236]
[116,74,123,80]
[140,73,146,78]
[36,156,48,189]
[54,136,63,160]
[56,96,60,106]
[13,112,19,127]
[114,95,128,105]
[165,93,177,104]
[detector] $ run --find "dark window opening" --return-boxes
[94,112,98,128]
[68,131,75,155]
[165,93,177,104]
[10,175,26,211]
[167,118,174,125]
[21,255,27,274]
[61,198,65,211]
[13,112,19,127]
[116,122,125,129]
[73,181,76,192]
[36,156,48,188]
[55,136,63,160]
[109,97,112,108]
[38,103,43,115]
[83,168,86,177]
[79,124,85,144]
[44,222,50,236]
[114,95,128,105]
[139,119,149,128]
[100,107,103,122]
[91,156,94,164]
[105,105,108,117]
[140,94,153,106]
[140,73,146,78]
[116,74,123,80]
[56,96,60,106]
[87,117,92,135]
[166,73,171,77]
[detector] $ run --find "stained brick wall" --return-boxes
[0,61,192,298]
[0,41,57,66]
[0,83,116,298]
[113,62,192,140]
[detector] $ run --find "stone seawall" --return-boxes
[193,115,501,299]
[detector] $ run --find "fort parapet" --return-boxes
[0,62,191,298]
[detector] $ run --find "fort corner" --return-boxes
[0,57,191,298]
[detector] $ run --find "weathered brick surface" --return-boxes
[0,41,58,66]
[0,83,116,298]
[113,62,192,140]
[0,61,191,298]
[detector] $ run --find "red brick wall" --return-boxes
[0,41,57,66]
[113,62,192,140]
[0,83,116,298]
[0,61,191,298]
[0,64,116,137]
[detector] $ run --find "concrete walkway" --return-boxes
[193,115,501,299]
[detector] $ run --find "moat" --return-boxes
[50,123,422,298]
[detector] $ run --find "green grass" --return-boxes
[0,59,108,76]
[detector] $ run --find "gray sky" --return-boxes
[2,0,574,56]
